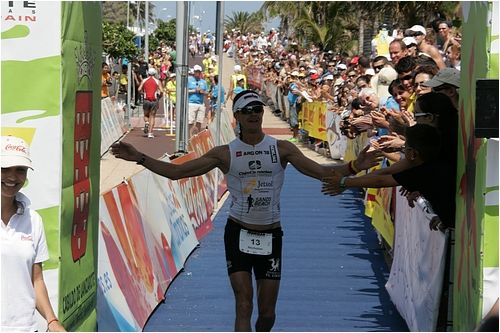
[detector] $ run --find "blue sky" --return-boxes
[152,1,279,33]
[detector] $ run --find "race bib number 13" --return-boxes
[239,229,272,255]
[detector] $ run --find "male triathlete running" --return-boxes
[110,90,380,331]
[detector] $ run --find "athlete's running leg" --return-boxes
[255,278,280,331]
[229,271,254,332]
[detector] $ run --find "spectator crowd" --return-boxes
[223,21,461,231]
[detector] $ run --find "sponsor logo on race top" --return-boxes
[236,151,242,157]
[248,160,262,170]
[257,180,273,188]
[270,145,277,163]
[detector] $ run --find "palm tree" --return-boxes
[262,2,357,52]
[101,1,156,29]
[224,11,263,35]
[102,1,128,24]
[260,1,460,55]
[259,1,300,38]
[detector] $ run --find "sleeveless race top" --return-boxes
[226,136,285,225]
[143,76,159,101]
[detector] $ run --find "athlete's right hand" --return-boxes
[110,141,141,162]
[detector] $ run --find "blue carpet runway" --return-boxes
[144,166,408,332]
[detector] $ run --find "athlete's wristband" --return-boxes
[136,154,146,165]
[350,160,360,174]
[340,176,348,189]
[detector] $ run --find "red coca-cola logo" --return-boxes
[4,144,27,154]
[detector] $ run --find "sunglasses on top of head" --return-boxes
[237,105,264,115]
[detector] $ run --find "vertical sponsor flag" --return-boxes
[453,2,498,330]
[59,2,101,331]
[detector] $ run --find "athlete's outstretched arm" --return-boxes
[110,141,228,180]
[279,141,382,181]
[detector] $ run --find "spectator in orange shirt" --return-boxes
[101,62,112,99]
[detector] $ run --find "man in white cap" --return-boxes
[406,24,446,69]
[421,67,460,109]
[187,64,208,137]
[1,136,66,332]
[138,68,163,138]
[402,37,418,57]
[110,90,381,332]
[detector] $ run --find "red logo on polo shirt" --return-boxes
[236,151,242,157]
[21,234,33,241]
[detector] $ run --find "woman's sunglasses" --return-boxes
[237,105,264,115]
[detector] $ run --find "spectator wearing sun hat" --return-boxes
[376,66,400,110]
[188,64,208,137]
[227,64,248,103]
[421,67,460,109]
[402,37,418,57]
[1,136,67,332]
[406,24,446,69]
[165,72,177,105]
[287,71,301,142]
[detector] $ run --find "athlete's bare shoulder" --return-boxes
[207,144,230,173]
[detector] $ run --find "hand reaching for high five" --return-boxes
[110,141,141,162]
[354,144,383,171]
[321,170,345,196]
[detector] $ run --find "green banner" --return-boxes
[59,2,101,331]
[453,2,495,331]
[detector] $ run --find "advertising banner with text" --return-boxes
[386,189,448,331]
[300,101,327,141]
[98,177,198,331]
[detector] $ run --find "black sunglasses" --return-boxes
[237,105,264,115]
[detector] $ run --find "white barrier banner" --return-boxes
[101,97,127,155]
[386,188,448,331]
[326,110,347,160]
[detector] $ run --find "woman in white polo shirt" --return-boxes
[1,136,65,332]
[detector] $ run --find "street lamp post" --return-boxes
[144,1,149,62]
[127,1,130,28]
[200,10,205,32]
